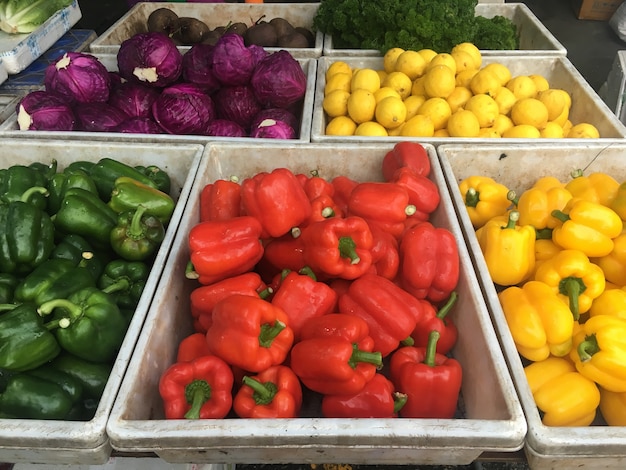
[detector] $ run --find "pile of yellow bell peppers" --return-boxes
[459,170,626,427]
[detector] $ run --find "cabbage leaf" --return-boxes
[0,0,73,34]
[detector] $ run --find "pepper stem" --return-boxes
[338,236,360,265]
[349,344,382,369]
[298,266,317,281]
[507,190,519,206]
[577,334,600,362]
[405,204,417,217]
[185,261,199,280]
[393,392,408,414]
[551,209,570,223]
[101,278,131,295]
[20,186,49,203]
[558,276,586,321]
[423,330,441,367]
[184,379,212,419]
[465,187,479,208]
[321,207,335,219]
[535,228,553,240]
[502,210,519,230]
[37,298,83,323]
[258,320,286,348]
[437,291,458,320]
[128,205,148,239]
[242,376,278,405]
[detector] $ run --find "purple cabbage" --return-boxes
[44,52,111,104]
[250,107,299,133]
[250,118,296,139]
[213,85,262,129]
[16,91,76,131]
[206,119,247,137]
[108,81,161,118]
[211,33,256,86]
[152,83,215,135]
[117,32,183,88]
[248,44,269,67]
[115,117,163,134]
[182,43,220,94]
[250,50,306,108]
[74,102,130,132]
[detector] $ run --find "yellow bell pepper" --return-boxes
[478,210,535,286]
[530,238,562,279]
[499,281,575,362]
[512,184,572,233]
[458,175,510,229]
[589,288,626,320]
[610,182,626,220]
[593,229,626,287]
[533,249,605,320]
[531,176,565,192]
[565,170,620,207]
[551,199,623,258]
[599,388,626,426]
[570,314,626,392]
[525,356,600,427]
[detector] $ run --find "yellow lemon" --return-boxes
[382,71,413,99]
[404,94,427,120]
[347,88,377,123]
[388,123,405,136]
[469,69,501,96]
[411,76,426,97]
[355,121,388,136]
[529,74,550,93]
[492,86,517,116]
[452,42,482,69]
[423,65,456,99]
[377,69,387,84]
[375,96,407,129]
[326,61,352,81]
[455,69,478,88]
[447,109,480,137]
[540,121,565,138]
[492,114,514,135]
[482,62,512,86]
[323,89,351,118]
[325,72,352,94]
[326,116,357,136]
[464,94,499,128]
[505,75,538,100]
[567,123,600,139]
[383,48,405,74]
[394,50,427,80]
[538,89,571,122]
[351,68,381,93]
[551,105,570,127]
[446,86,473,113]
[510,98,549,129]
[417,97,451,131]
[451,49,476,74]
[434,128,450,137]
[562,119,573,136]
[426,53,457,75]
[400,114,435,137]
[477,127,501,138]
[374,86,402,103]
[502,124,541,138]
[418,48,438,64]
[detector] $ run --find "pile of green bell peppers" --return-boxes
[0,157,175,421]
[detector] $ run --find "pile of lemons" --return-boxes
[323,43,600,138]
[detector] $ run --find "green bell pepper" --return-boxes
[48,351,112,399]
[0,273,19,303]
[38,286,128,363]
[0,374,75,419]
[98,259,149,311]
[108,177,175,224]
[47,169,99,215]
[110,205,165,261]
[64,161,95,174]
[0,161,56,210]
[49,233,110,281]
[0,302,60,371]
[135,164,171,194]
[52,187,119,250]
[89,158,158,200]
[0,193,55,275]
[14,258,97,306]
[28,365,84,408]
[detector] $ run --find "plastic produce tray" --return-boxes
[0,139,203,465]
[0,53,316,143]
[0,0,82,74]
[0,58,7,86]
[106,142,526,465]
[322,3,566,58]
[438,142,626,470]
[311,55,626,145]
[89,2,323,59]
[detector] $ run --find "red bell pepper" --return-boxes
[347,182,417,239]
[301,173,335,201]
[270,268,338,341]
[241,168,312,238]
[301,216,374,280]
[411,292,459,355]
[367,223,400,280]
[261,232,307,275]
[390,167,440,221]
[206,294,294,372]
[308,194,343,224]
[399,222,459,303]
[299,312,375,349]
[177,332,212,362]
[190,272,270,333]
[389,331,463,418]
[159,355,234,419]
[233,365,303,418]
[186,216,264,285]
[199,178,241,223]
[331,175,359,216]
[382,141,431,181]
[321,372,407,418]
[338,273,421,357]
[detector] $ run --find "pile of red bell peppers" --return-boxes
[159,142,463,420]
